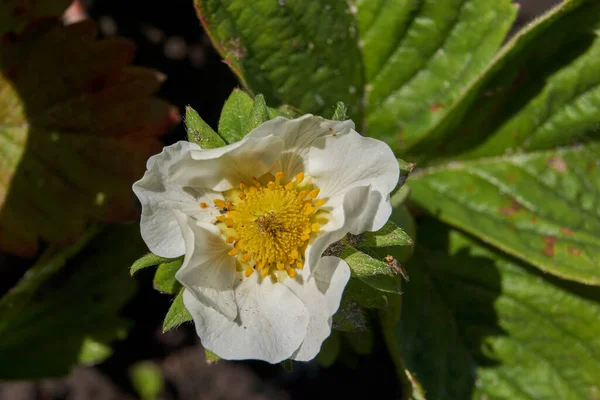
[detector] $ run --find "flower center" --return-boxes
[211,172,327,279]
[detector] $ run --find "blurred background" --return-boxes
[0,0,562,399]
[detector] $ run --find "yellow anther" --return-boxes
[286,267,296,278]
[291,249,299,259]
[249,186,258,193]
[309,189,320,198]
[311,223,320,232]
[216,215,227,222]
[315,199,327,208]
[296,260,304,270]
[252,177,262,187]
[200,202,208,209]
[305,206,315,215]
[267,181,276,189]
[295,172,304,183]
[277,263,285,270]
[276,171,285,181]
[234,240,242,248]
[228,248,239,256]
[239,182,247,190]
[225,202,235,209]
[285,181,295,191]
[242,253,251,262]
[244,266,254,277]
[287,257,296,264]
[261,268,269,278]
[214,199,227,208]
[303,227,312,235]
[225,220,234,228]
[256,260,265,270]
[238,192,247,200]
[298,191,307,198]
[226,236,236,243]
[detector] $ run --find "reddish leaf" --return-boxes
[0,20,179,255]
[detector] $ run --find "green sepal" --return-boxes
[205,349,221,363]
[153,260,183,294]
[130,253,181,276]
[185,105,226,149]
[162,289,193,332]
[359,221,413,249]
[281,359,293,372]
[218,89,255,144]
[340,244,402,294]
[243,94,270,133]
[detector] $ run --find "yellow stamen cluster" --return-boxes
[211,172,326,279]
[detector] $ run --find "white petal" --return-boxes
[189,130,284,192]
[284,256,350,361]
[248,115,354,178]
[133,141,222,258]
[308,129,399,233]
[183,274,310,363]
[173,211,237,320]
[305,186,386,275]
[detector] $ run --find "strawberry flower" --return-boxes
[133,115,399,363]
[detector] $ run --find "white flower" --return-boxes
[133,115,399,363]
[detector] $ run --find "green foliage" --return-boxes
[130,361,165,400]
[390,219,600,399]
[131,253,179,276]
[163,289,193,332]
[195,0,600,397]
[153,260,183,294]
[410,144,600,285]
[0,19,177,256]
[185,105,226,148]
[0,225,142,379]
[195,0,364,120]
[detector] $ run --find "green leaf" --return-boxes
[332,293,369,332]
[410,143,600,284]
[131,253,179,276]
[130,362,164,400]
[0,224,142,379]
[331,101,348,121]
[185,105,226,148]
[360,220,413,249]
[195,0,364,120]
[340,245,402,294]
[344,330,373,356]
[316,330,341,367]
[163,289,193,332]
[243,93,270,133]
[410,0,600,161]
[0,20,177,256]
[153,260,183,294]
[356,0,517,152]
[205,349,221,363]
[385,219,600,399]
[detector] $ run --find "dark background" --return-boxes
[0,0,560,399]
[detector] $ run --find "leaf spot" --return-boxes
[542,236,557,257]
[547,156,567,174]
[498,198,522,217]
[568,246,583,256]
[560,227,575,236]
